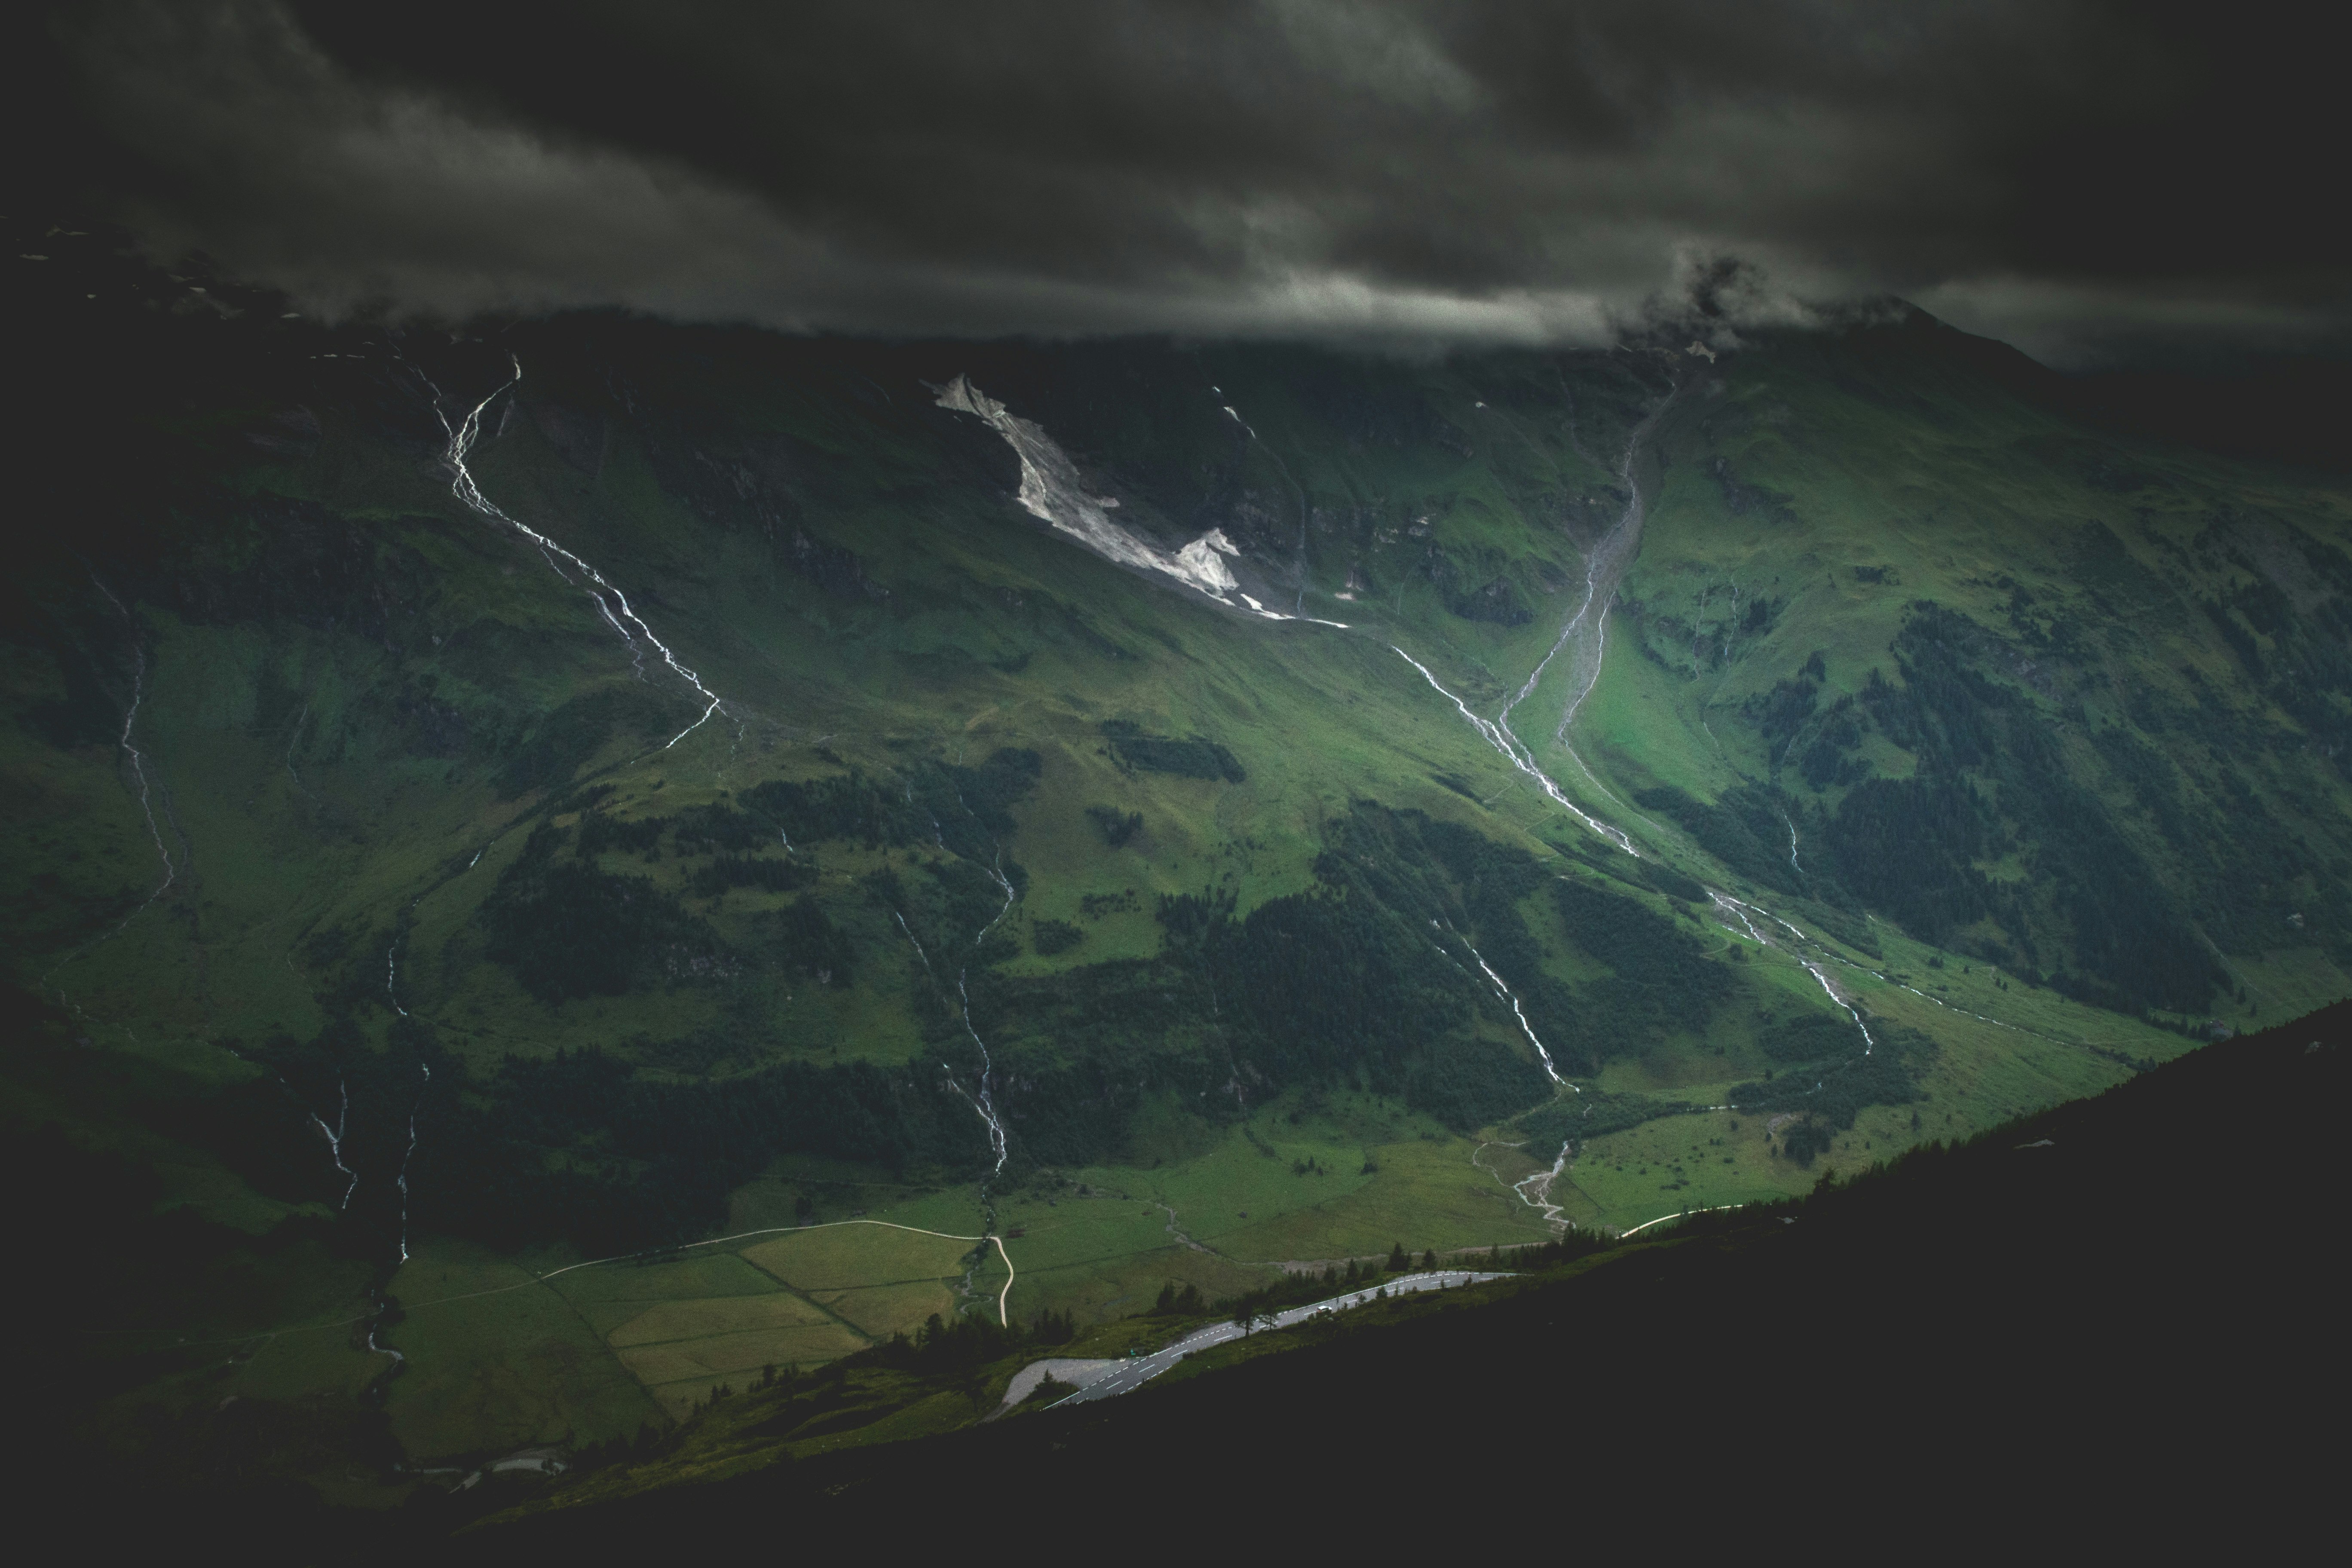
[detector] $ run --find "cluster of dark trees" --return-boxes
[1150,1281,1208,1315]
[1841,607,2219,1011]
[1212,808,1733,1102]
[1727,605,2230,1014]
[576,805,668,858]
[233,781,1782,1266]
[183,1012,992,1260]
[1777,1118,1838,1164]
[959,800,1755,1167]
[1219,1245,1427,1329]
[1084,805,1144,846]
[480,748,1050,1004]
[735,753,1042,860]
[862,1306,1077,1377]
[741,770,929,848]
[1550,873,1737,1047]
[1757,1012,1863,1063]
[1031,919,1084,955]
[1100,720,1247,782]
[1730,1021,1935,1168]
[1152,808,1553,1129]
[408,1045,991,1255]
[1635,781,1808,898]
[480,821,724,1001]
[686,853,815,897]
[1513,1088,1699,1155]
[484,814,855,1001]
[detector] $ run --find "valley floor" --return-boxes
[336,977,2192,1467]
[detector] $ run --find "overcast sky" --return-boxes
[29,0,2348,366]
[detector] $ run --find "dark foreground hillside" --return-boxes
[504,1005,2340,1545]
[58,1004,2338,1555]
[494,1011,2345,1546]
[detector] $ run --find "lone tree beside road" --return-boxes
[1230,1289,1279,1338]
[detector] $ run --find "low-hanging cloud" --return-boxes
[36,0,2350,363]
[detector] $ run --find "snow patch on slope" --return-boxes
[934,374,1246,602]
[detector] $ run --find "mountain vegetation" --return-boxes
[6,214,2349,1505]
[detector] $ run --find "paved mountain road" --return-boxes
[1048,1271,1506,1409]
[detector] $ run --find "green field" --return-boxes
[384,1243,664,1458]
[374,1220,993,1441]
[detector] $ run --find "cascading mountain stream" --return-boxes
[413,353,729,752]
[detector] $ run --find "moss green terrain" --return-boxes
[9,232,2350,1493]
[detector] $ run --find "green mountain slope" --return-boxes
[451,1004,2351,1554]
[1609,322,2352,1014]
[7,223,2348,1486]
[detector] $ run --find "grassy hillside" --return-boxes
[6,219,2347,1490]
[426,1002,2352,1548]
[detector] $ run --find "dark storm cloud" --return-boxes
[34,0,2350,361]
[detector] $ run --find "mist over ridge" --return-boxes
[21,0,2349,371]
